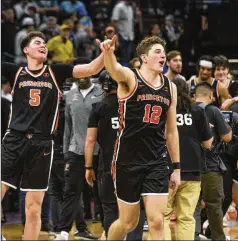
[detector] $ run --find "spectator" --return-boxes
[33,1,59,17]
[163,14,181,51]
[54,60,103,240]
[165,50,186,81]
[47,24,75,64]
[14,17,35,65]
[19,2,41,27]
[39,16,60,42]
[13,0,30,20]
[60,0,87,15]
[149,23,164,39]
[1,7,19,62]
[111,0,135,65]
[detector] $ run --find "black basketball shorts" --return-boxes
[1,131,54,191]
[114,161,169,204]
[233,169,238,184]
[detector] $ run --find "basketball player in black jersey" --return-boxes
[1,31,104,240]
[85,70,144,240]
[100,35,180,240]
[188,55,228,107]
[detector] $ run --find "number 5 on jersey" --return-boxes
[29,89,41,106]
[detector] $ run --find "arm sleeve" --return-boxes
[63,100,72,153]
[50,64,74,88]
[1,62,21,87]
[88,102,102,128]
[198,108,213,141]
[214,108,231,136]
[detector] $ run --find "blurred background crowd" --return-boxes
[1,0,238,239]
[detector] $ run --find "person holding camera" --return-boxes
[194,82,232,240]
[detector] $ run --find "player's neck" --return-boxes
[27,59,44,71]
[165,69,176,81]
[140,65,162,86]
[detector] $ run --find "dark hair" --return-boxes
[173,76,193,111]
[228,80,238,98]
[166,50,181,62]
[195,82,213,97]
[1,76,9,85]
[214,55,230,69]
[20,31,45,56]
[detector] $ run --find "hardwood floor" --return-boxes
[2,221,238,240]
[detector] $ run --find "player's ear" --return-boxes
[141,54,147,64]
[23,47,28,55]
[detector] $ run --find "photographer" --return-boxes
[194,82,232,240]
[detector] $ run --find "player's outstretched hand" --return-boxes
[169,169,181,197]
[85,169,96,187]
[98,35,117,52]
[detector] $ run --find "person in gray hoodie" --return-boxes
[55,68,103,240]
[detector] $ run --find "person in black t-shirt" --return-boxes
[164,76,213,240]
[194,82,232,241]
[1,31,104,240]
[85,70,145,240]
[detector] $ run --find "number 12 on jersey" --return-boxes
[143,104,162,124]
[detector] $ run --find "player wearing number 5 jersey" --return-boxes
[101,35,180,240]
[1,31,104,240]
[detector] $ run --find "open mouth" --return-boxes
[159,61,165,66]
[38,49,46,54]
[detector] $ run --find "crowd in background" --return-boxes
[1,0,238,240]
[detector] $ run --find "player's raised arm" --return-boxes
[101,35,135,88]
[72,39,104,78]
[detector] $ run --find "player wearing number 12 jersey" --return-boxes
[101,35,180,240]
[1,31,104,240]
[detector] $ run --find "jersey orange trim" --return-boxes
[136,69,164,90]
[48,66,62,94]
[25,65,47,77]
[11,67,23,95]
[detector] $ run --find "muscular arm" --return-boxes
[166,83,180,164]
[73,53,104,78]
[85,128,98,167]
[103,36,135,94]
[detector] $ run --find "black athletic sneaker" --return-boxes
[74,230,98,240]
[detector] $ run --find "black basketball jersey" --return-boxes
[114,69,172,165]
[176,104,212,174]
[88,94,119,173]
[189,77,220,107]
[9,65,62,135]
